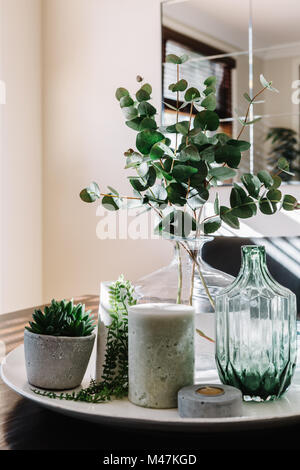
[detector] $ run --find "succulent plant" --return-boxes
[25,299,95,337]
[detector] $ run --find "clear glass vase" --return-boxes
[215,245,297,402]
[134,235,234,377]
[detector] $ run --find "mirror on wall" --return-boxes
[161,0,300,183]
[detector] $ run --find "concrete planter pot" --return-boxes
[24,329,95,390]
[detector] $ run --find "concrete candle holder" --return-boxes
[178,383,243,418]
[128,303,195,409]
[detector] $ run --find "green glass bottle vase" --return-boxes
[215,245,297,402]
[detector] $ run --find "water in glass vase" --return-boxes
[135,235,234,378]
[215,245,297,402]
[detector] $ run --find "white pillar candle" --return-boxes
[128,303,195,409]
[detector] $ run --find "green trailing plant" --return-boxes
[26,299,95,337]
[266,127,300,182]
[33,276,136,403]
[79,55,300,308]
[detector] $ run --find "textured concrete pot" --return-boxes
[24,329,95,390]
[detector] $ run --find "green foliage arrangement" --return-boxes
[26,299,95,337]
[266,127,300,182]
[79,56,300,309]
[33,276,136,403]
[80,56,299,239]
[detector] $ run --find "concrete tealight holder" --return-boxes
[178,384,243,418]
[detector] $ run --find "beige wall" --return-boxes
[42,0,171,303]
[1,0,43,313]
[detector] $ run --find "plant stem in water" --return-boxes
[176,242,183,304]
[189,260,195,306]
[180,241,215,311]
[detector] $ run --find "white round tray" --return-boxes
[2,344,300,432]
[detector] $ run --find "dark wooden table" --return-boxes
[1,297,300,453]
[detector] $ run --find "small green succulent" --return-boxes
[25,299,95,337]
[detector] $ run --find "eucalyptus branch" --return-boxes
[101,193,140,200]
[171,64,180,173]
[236,86,267,140]
[80,64,299,309]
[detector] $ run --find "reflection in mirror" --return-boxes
[252,0,300,182]
[162,0,251,179]
[162,0,300,182]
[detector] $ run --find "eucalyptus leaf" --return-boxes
[243,92,252,102]
[172,164,198,182]
[282,194,297,211]
[231,197,257,219]
[136,88,150,102]
[150,141,175,160]
[204,216,222,234]
[184,87,201,102]
[241,173,261,198]
[260,74,279,93]
[194,110,219,131]
[201,94,217,111]
[125,152,143,168]
[136,129,164,155]
[138,101,156,117]
[178,145,200,162]
[80,182,100,203]
[240,117,262,126]
[216,133,230,145]
[80,188,96,203]
[148,184,168,202]
[115,87,129,101]
[227,139,251,152]
[209,166,236,181]
[180,54,189,64]
[102,194,120,211]
[187,187,209,210]
[267,189,282,203]
[230,187,243,208]
[204,76,217,87]
[220,206,240,229]
[136,162,149,178]
[191,131,208,146]
[200,146,215,163]
[215,144,241,168]
[169,79,188,92]
[203,85,216,96]
[175,121,190,136]
[139,117,157,131]
[214,193,220,215]
[166,54,182,64]
[141,83,152,95]
[166,183,186,206]
[257,170,274,188]
[129,166,156,192]
[277,157,295,176]
[122,106,138,121]
[120,95,134,108]
[190,162,208,186]
[125,117,143,131]
[271,175,282,189]
[259,198,277,215]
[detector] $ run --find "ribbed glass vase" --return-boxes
[215,245,297,402]
[135,235,234,377]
